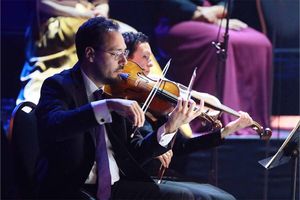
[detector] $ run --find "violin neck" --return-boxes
[154,86,241,118]
[204,102,240,117]
[156,89,178,104]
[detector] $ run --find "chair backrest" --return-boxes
[8,101,39,198]
[259,0,299,49]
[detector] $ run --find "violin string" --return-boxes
[156,90,178,104]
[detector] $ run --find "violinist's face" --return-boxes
[91,31,127,85]
[130,42,153,75]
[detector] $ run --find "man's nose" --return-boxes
[119,56,127,66]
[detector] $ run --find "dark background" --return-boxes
[2,0,299,114]
[1,0,299,199]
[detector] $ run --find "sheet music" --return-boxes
[259,120,300,169]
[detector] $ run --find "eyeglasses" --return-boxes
[104,49,129,60]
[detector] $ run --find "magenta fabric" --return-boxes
[156,21,272,135]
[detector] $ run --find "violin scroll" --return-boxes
[251,122,272,140]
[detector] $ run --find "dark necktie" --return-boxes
[93,89,111,200]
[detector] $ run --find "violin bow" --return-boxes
[187,67,197,100]
[130,59,172,138]
[141,59,172,112]
[157,136,176,184]
[157,67,198,184]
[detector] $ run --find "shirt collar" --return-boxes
[81,69,103,102]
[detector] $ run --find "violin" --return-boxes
[104,60,272,139]
[104,60,219,130]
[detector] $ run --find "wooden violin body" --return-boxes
[105,61,180,117]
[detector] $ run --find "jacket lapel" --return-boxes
[70,63,89,106]
[70,63,97,145]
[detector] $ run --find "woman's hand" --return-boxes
[193,5,227,23]
[165,97,203,133]
[216,19,248,31]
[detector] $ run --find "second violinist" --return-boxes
[121,31,254,200]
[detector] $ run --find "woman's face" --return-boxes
[130,42,153,75]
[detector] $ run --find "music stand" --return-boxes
[259,120,300,200]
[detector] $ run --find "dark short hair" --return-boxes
[75,17,119,60]
[122,32,149,58]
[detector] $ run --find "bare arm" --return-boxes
[93,0,109,17]
[192,5,248,30]
[40,0,96,18]
[221,111,253,138]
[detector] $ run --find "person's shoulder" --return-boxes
[48,67,76,83]
[41,67,77,92]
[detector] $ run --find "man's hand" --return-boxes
[106,99,145,127]
[165,98,203,133]
[157,150,173,168]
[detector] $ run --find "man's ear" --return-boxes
[85,47,95,63]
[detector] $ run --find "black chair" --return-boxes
[258,0,299,115]
[8,101,96,199]
[259,0,299,49]
[8,101,39,199]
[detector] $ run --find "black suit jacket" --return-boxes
[35,63,168,198]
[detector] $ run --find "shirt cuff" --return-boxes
[91,100,112,124]
[157,124,177,147]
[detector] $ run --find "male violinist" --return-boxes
[122,31,254,200]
